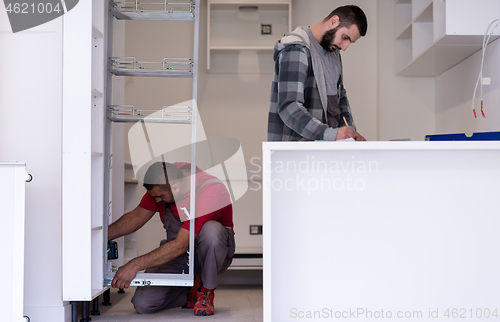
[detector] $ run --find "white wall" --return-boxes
[0,11,69,322]
[435,37,500,135]
[378,0,435,141]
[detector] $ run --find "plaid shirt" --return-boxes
[267,27,355,141]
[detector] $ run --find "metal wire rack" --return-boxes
[109,57,194,77]
[110,0,195,20]
[108,105,192,123]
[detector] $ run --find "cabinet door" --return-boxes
[62,0,108,301]
[0,163,26,322]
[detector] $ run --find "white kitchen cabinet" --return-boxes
[62,0,109,301]
[396,0,500,76]
[263,141,500,321]
[0,163,27,322]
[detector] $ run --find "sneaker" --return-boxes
[193,286,215,316]
[183,275,202,309]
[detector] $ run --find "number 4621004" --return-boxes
[444,308,498,319]
[6,2,62,14]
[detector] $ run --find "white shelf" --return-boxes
[396,0,500,76]
[92,88,103,97]
[210,46,274,51]
[91,287,110,299]
[210,2,289,10]
[92,25,103,39]
[413,1,432,23]
[228,247,263,270]
[398,35,497,76]
[235,246,262,254]
[207,0,291,71]
[396,23,412,40]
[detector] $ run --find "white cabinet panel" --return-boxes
[264,142,500,321]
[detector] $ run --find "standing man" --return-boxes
[268,5,368,141]
[108,161,235,316]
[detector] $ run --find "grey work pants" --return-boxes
[131,213,235,314]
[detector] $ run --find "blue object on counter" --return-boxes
[425,131,500,141]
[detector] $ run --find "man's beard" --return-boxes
[320,25,340,52]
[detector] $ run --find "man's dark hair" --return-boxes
[143,161,184,191]
[324,5,368,37]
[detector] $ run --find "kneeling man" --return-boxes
[108,161,235,316]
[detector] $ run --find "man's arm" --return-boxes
[108,206,156,241]
[111,228,198,289]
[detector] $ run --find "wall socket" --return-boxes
[261,24,272,35]
[482,77,492,86]
[250,225,263,235]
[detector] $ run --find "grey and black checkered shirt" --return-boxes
[267,27,356,141]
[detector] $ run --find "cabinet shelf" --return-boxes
[91,287,109,299]
[111,0,195,21]
[110,57,194,77]
[396,23,412,40]
[207,0,291,71]
[92,88,103,97]
[108,105,192,124]
[414,2,432,23]
[398,35,499,76]
[395,0,500,76]
[210,46,274,51]
[92,25,104,39]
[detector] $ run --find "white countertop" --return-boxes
[263,141,500,151]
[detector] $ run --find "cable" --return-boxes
[472,19,500,118]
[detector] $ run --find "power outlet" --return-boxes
[482,77,492,86]
[261,24,272,35]
[250,225,263,235]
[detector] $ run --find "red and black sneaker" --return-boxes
[193,286,215,316]
[183,274,202,309]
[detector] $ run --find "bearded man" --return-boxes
[268,5,368,142]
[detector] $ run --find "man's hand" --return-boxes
[336,126,366,141]
[111,260,140,289]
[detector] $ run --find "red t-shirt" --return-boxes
[139,162,233,235]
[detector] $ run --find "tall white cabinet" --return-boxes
[62,0,202,301]
[62,0,110,301]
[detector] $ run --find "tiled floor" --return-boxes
[91,285,263,322]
